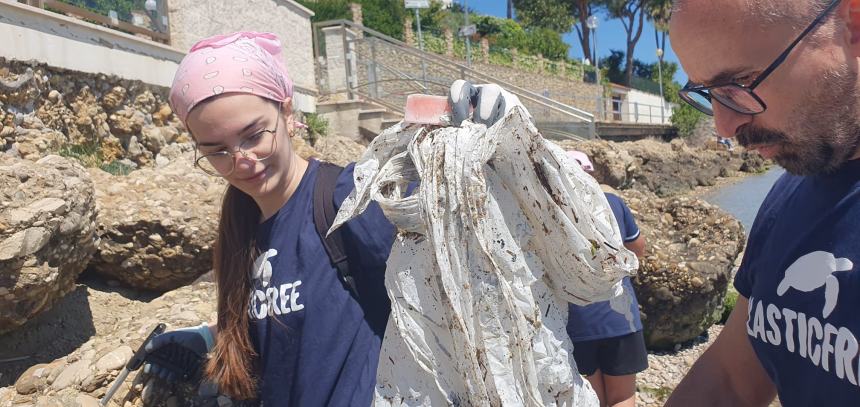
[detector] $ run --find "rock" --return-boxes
[15,363,54,395]
[152,104,173,126]
[314,135,367,166]
[95,346,133,374]
[291,135,319,161]
[102,87,127,111]
[157,143,194,162]
[155,154,170,168]
[12,121,68,161]
[125,136,150,164]
[47,90,61,103]
[140,125,167,155]
[76,394,100,407]
[110,108,145,137]
[557,138,769,197]
[1,58,192,168]
[557,139,634,188]
[133,91,157,114]
[51,359,90,391]
[87,158,225,291]
[0,155,97,334]
[621,189,745,349]
[2,282,223,406]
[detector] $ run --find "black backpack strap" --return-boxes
[313,162,360,300]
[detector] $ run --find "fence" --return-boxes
[535,90,673,125]
[314,19,597,140]
[17,0,170,44]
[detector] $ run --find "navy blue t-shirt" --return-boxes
[735,159,860,406]
[248,160,395,406]
[567,193,644,341]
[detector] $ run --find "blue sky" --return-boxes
[464,0,689,84]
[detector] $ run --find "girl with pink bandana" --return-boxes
[140,32,397,405]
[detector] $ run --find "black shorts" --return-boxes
[571,330,649,376]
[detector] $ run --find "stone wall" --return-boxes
[167,0,318,112]
[466,60,604,117]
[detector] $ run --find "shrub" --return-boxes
[303,112,330,145]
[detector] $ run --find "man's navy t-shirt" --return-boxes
[735,159,860,406]
[248,160,395,406]
[567,193,644,341]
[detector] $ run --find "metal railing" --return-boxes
[538,90,674,125]
[18,0,171,44]
[313,19,596,140]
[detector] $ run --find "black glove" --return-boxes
[143,324,213,383]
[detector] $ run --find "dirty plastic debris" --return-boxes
[332,107,638,406]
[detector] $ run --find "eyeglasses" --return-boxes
[679,0,842,116]
[194,109,281,177]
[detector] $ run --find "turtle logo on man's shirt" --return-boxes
[747,251,859,385]
[249,248,305,320]
[776,251,854,318]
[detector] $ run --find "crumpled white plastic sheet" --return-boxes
[332,107,639,406]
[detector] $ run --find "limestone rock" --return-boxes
[291,135,319,161]
[558,138,770,197]
[88,157,225,291]
[314,135,367,167]
[0,155,97,334]
[14,362,61,395]
[621,189,745,349]
[95,346,133,374]
[1,58,186,166]
[51,359,91,391]
[101,87,127,112]
[9,282,223,406]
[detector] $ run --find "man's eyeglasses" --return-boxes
[194,109,281,177]
[679,0,842,116]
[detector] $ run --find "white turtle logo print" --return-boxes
[252,249,277,287]
[249,249,305,320]
[776,251,854,318]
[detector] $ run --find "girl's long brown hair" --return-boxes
[205,184,261,399]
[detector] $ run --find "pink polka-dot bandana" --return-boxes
[169,32,297,124]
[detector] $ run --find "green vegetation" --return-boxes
[58,142,133,175]
[639,385,674,401]
[720,286,739,324]
[303,112,330,145]
[299,0,571,63]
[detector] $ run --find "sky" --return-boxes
[463,0,689,85]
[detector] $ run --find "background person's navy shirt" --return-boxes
[567,193,644,341]
[734,159,860,406]
[248,160,395,406]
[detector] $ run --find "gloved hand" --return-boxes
[448,80,532,127]
[143,323,214,383]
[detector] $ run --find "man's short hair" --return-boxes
[672,0,838,37]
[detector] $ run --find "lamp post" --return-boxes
[586,15,600,119]
[656,46,666,124]
[586,15,599,84]
[464,0,472,66]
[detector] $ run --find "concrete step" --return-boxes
[382,110,403,121]
[381,117,402,129]
[358,108,388,139]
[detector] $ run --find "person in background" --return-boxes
[566,150,648,407]
[717,135,736,151]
